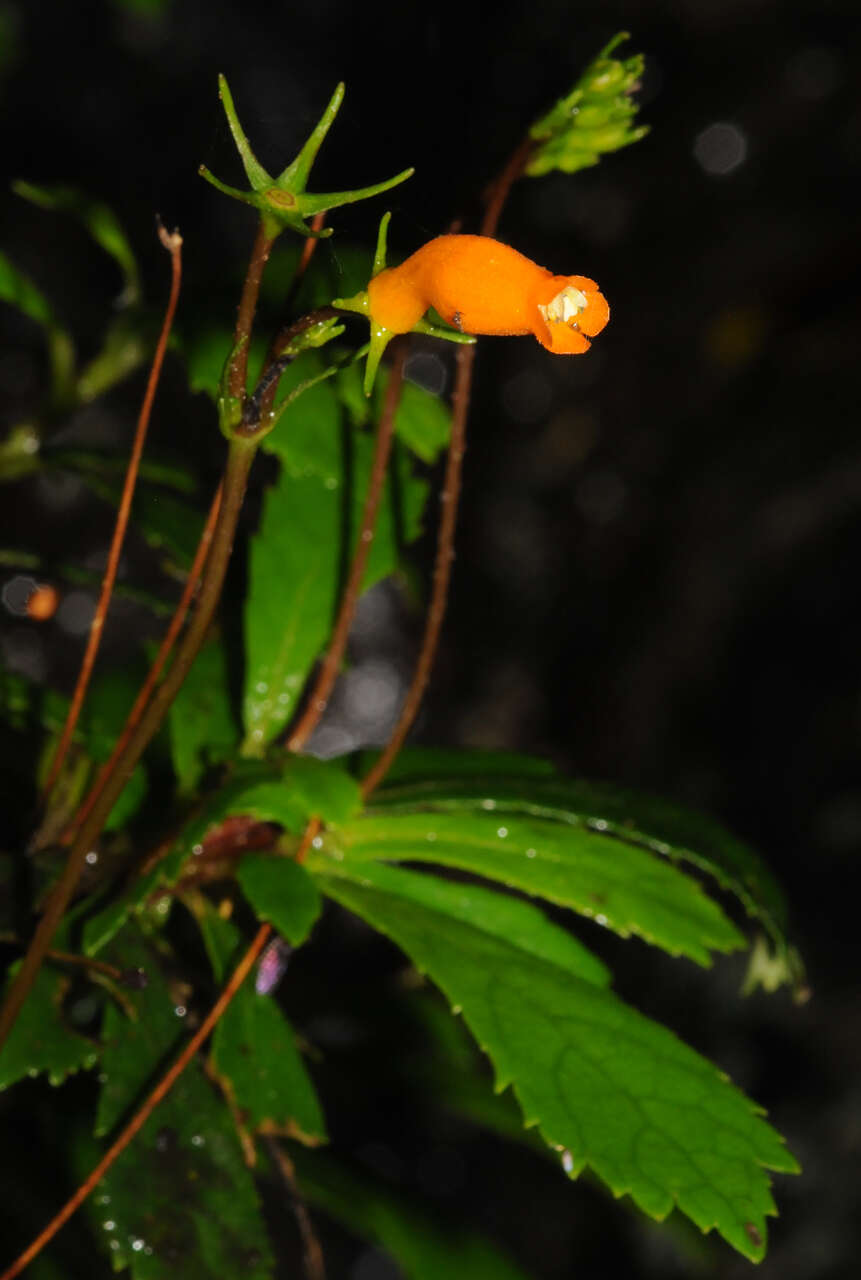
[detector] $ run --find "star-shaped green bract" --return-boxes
[200,77,414,240]
[334,213,475,395]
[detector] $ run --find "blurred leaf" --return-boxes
[366,759,802,991]
[383,374,451,464]
[1,665,148,830]
[182,325,267,401]
[238,854,322,947]
[90,928,274,1278]
[75,313,152,403]
[316,860,799,1263]
[336,363,452,464]
[528,33,649,177]
[243,414,428,752]
[75,466,204,571]
[319,808,744,968]
[13,181,140,303]
[0,249,56,327]
[0,966,99,1090]
[47,447,198,494]
[200,908,326,1142]
[0,249,75,403]
[168,632,240,793]
[291,1146,532,1280]
[285,240,372,312]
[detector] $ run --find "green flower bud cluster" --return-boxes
[527,33,648,177]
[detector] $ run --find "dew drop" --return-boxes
[174,1005,187,1018]
[561,1149,574,1174]
[191,1133,205,1147]
[192,843,204,857]
[85,850,98,865]
[426,831,437,842]
[595,913,608,927]
[103,1220,116,1232]
[525,848,537,859]
[496,826,508,838]
[480,799,496,811]
[593,819,608,832]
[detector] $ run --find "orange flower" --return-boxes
[367,234,609,354]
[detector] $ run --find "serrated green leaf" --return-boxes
[316,860,609,987]
[316,861,799,1263]
[0,966,99,1090]
[527,33,648,177]
[243,418,428,752]
[89,927,274,1279]
[13,181,140,304]
[291,1146,531,1280]
[199,908,326,1142]
[319,807,744,967]
[367,759,802,991]
[168,631,239,793]
[238,854,322,947]
[83,756,359,956]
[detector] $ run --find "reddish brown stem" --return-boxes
[227,221,275,402]
[294,211,327,288]
[0,439,255,1055]
[360,139,534,799]
[0,922,272,1280]
[287,340,406,752]
[41,225,183,802]
[66,483,223,841]
[361,342,471,798]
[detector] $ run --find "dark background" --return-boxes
[1,0,860,1276]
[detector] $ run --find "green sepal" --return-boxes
[200,75,413,240]
[333,213,475,396]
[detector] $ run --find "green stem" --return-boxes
[0,437,257,1054]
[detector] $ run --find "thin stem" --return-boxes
[0,439,257,1054]
[41,225,183,802]
[0,922,272,1280]
[287,339,406,752]
[361,343,470,798]
[360,137,534,799]
[227,221,275,402]
[265,1138,327,1280]
[292,211,327,294]
[64,484,223,842]
[482,136,535,239]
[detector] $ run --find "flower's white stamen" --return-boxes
[538,285,589,329]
